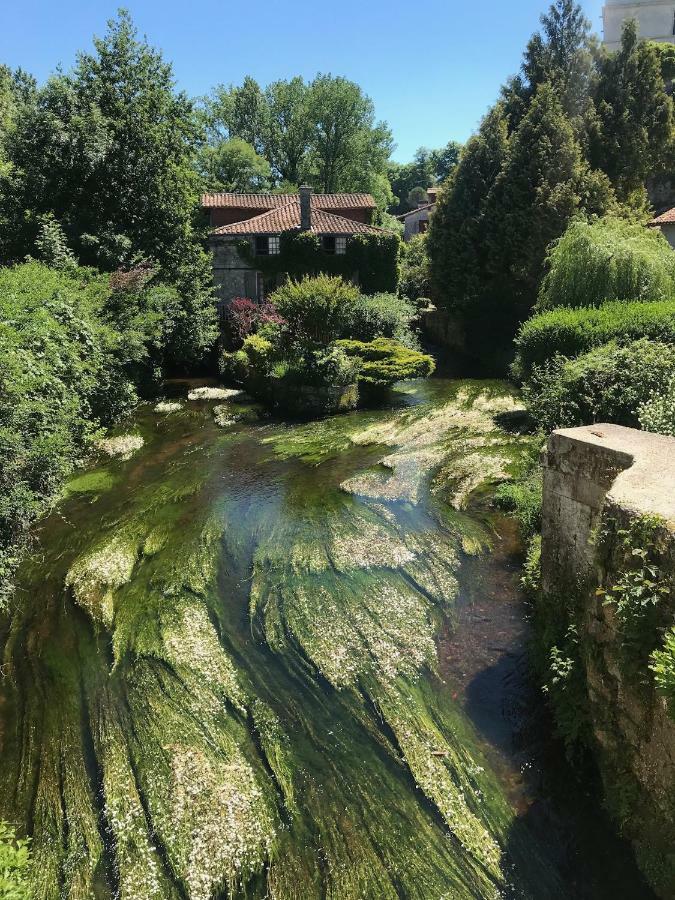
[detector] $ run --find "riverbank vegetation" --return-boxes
[0,258,193,605]
[222,275,434,413]
[425,2,673,369]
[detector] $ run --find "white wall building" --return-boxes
[602,0,675,50]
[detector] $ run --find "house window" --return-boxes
[418,219,428,234]
[268,236,280,255]
[322,235,336,254]
[255,236,269,255]
[336,236,347,255]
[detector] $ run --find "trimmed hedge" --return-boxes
[512,299,675,380]
[336,338,435,388]
[522,339,675,433]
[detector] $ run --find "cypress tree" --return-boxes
[427,105,510,317]
[484,83,613,329]
[591,19,674,206]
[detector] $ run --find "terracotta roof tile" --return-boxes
[201,191,377,210]
[650,207,675,225]
[211,200,386,236]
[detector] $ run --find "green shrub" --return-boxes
[638,379,675,436]
[336,338,435,389]
[521,534,541,598]
[270,275,361,346]
[226,277,433,412]
[513,299,675,380]
[347,293,419,347]
[538,218,675,311]
[398,234,431,305]
[597,516,672,668]
[0,260,177,605]
[494,472,542,539]
[651,627,675,718]
[523,339,675,432]
[304,347,361,388]
[0,821,31,899]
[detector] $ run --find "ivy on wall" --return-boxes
[236,230,401,294]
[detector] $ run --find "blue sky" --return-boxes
[1,0,604,162]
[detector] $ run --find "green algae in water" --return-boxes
[0,379,569,899]
[64,469,117,495]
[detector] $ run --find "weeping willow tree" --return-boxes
[537,217,675,310]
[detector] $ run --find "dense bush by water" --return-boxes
[222,275,434,414]
[0,260,185,604]
[522,339,675,433]
[512,299,675,380]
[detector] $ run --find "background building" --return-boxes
[602,0,675,50]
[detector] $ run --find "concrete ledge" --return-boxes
[547,424,675,527]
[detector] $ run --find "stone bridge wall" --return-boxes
[542,424,675,897]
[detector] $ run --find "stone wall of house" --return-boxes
[541,424,675,897]
[403,206,432,241]
[209,237,258,310]
[421,307,466,353]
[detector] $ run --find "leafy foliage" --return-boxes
[222,276,432,412]
[651,627,675,717]
[239,229,401,295]
[226,298,284,345]
[597,516,672,667]
[0,11,216,366]
[538,218,675,311]
[590,21,674,205]
[482,83,613,330]
[203,74,393,205]
[336,338,435,388]
[398,234,431,306]
[494,471,542,540]
[428,105,510,320]
[501,0,594,127]
[270,275,361,346]
[638,379,675,436]
[195,137,271,192]
[0,260,180,605]
[387,142,461,214]
[522,339,675,432]
[513,299,675,380]
[0,821,31,899]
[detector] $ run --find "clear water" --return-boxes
[0,378,653,899]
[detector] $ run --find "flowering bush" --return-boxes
[227,298,284,345]
[639,379,675,436]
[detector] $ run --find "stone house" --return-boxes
[649,205,675,246]
[201,186,386,311]
[397,187,438,242]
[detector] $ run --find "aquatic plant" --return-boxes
[0,380,565,899]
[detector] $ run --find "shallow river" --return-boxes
[0,378,653,899]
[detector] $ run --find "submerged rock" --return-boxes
[187,386,242,401]
[154,400,183,413]
[96,433,144,460]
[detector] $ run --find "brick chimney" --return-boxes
[299,184,312,231]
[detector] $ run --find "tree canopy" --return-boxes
[0,10,216,366]
[202,73,394,205]
[427,1,675,369]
